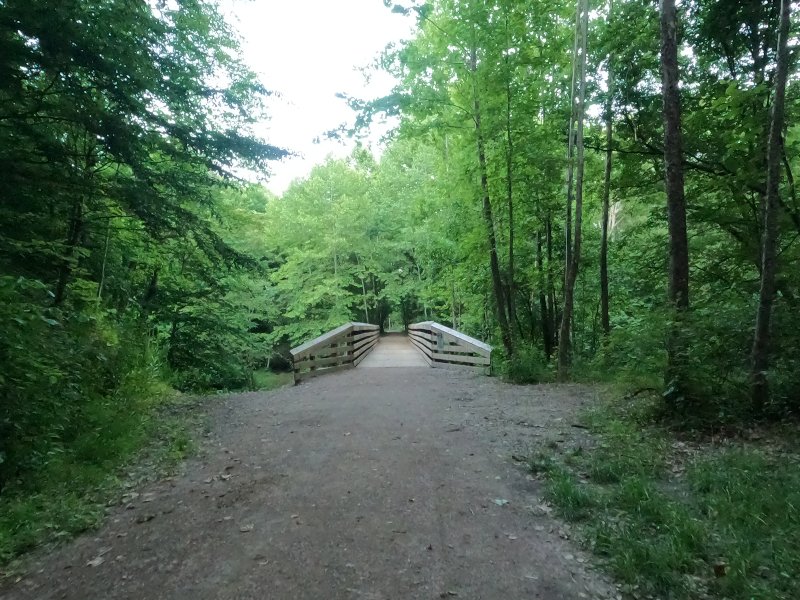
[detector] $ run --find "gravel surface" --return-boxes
[1,367,614,600]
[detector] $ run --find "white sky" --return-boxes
[221,0,416,193]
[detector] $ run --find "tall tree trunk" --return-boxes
[470,47,514,356]
[751,0,791,413]
[659,0,691,402]
[563,3,581,275]
[600,6,614,336]
[558,0,588,380]
[504,14,517,339]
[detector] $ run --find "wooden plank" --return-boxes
[353,338,378,361]
[429,352,490,366]
[353,342,378,366]
[294,353,353,371]
[408,340,433,366]
[353,330,378,342]
[353,352,369,367]
[409,336,433,358]
[409,332,432,348]
[408,329,434,342]
[295,363,354,382]
[408,333,434,349]
[294,342,353,362]
[409,329,434,340]
[290,323,353,358]
[430,361,489,374]
[353,334,379,352]
[431,324,492,355]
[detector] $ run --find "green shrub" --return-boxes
[499,343,553,384]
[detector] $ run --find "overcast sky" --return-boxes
[221,0,416,193]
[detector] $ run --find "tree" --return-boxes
[659,0,690,403]
[557,0,589,379]
[750,0,792,413]
[600,0,615,336]
[0,0,285,491]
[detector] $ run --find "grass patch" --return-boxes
[0,392,202,567]
[533,395,800,599]
[251,369,293,391]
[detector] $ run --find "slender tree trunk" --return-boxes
[415,261,428,319]
[53,197,84,306]
[659,0,691,401]
[97,219,111,301]
[751,0,791,413]
[537,229,552,358]
[470,47,514,356]
[361,277,369,322]
[546,214,557,352]
[563,3,581,276]
[600,11,614,336]
[504,15,517,338]
[558,0,588,380]
[452,273,458,329]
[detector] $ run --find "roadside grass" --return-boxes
[251,369,293,391]
[0,390,202,568]
[532,393,800,600]
[0,369,289,569]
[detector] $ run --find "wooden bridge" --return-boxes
[289,321,492,383]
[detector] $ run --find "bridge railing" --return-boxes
[289,322,380,383]
[408,321,492,373]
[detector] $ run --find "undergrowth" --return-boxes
[0,391,202,567]
[532,391,800,600]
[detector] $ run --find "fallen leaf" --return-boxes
[86,556,105,567]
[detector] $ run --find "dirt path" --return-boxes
[2,368,613,600]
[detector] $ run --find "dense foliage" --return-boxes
[333,0,799,422]
[0,0,284,499]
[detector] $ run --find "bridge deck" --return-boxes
[357,334,428,368]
